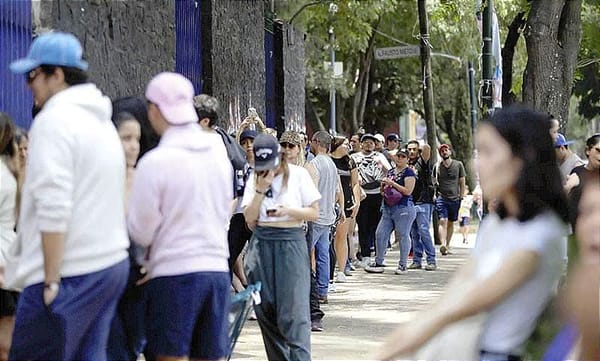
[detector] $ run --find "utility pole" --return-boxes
[481,0,494,113]
[468,60,478,137]
[417,0,436,162]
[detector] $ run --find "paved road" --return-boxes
[231,233,476,360]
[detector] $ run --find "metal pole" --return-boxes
[468,60,478,135]
[417,0,436,163]
[329,26,336,134]
[481,0,494,112]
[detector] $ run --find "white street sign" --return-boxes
[375,45,420,60]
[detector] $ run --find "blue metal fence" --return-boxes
[264,29,275,128]
[175,0,202,95]
[0,0,32,129]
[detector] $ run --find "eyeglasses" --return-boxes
[26,68,41,84]
[280,142,297,149]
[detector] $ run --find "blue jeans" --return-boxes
[410,203,436,265]
[375,202,416,268]
[309,222,332,297]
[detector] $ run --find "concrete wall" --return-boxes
[35,0,175,99]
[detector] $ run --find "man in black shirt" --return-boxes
[407,140,437,270]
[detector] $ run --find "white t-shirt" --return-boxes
[242,164,321,223]
[472,212,566,354]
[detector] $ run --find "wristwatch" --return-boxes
[44,281,60,292]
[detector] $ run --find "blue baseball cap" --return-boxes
[555,133,574,147]
[9,32,89,74]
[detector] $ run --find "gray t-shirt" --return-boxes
[310,154,339,226]
[559,153,585,180]
[436,159,465,200]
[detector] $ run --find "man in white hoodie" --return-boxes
[7,32,129,360]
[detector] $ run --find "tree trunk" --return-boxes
[352,25,378,132]
[522,0,582,130]
[502,11,525,107]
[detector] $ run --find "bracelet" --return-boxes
[255,189,266,195]
[44,280,60,292]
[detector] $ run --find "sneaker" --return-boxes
[248,309,257,320]
[336,271,347,283]
[311,319,324,332]
[364,265,384,273]
[408,262,422,270]
[424,264,437,271]
[360,257,371,269]
[440,245,448,255]
[344,269,353,276]
[349,260,359,270]
[394,266,407,275]
[328,283,337,293]
[318,295,328,304]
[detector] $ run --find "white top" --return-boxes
[473,212,566,354]
[6,84,129,289]
[242,164,321,223]
[0,160,17,286]
[127,125,233,278]
[351,151,391,195]
[459,194,474,218]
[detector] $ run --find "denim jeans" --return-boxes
[410,203,436,265]
[374,201,416,268]
[308,222,332,297]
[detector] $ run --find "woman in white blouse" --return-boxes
[242,134,320,361]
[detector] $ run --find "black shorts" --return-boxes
[0,288,20,317]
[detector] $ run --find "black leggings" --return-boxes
[227,213,253,274]
[356,193,382,258]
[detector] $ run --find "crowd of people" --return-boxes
[0,31,598,361]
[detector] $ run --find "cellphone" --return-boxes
[266,208,277,216]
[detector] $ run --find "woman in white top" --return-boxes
[378,105,570,361]
[242,134,320,361]
[0,113,22,361]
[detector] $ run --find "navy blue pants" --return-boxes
[10,259,128,361]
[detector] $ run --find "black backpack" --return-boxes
[214,127,249,197]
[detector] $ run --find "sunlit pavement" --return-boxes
[231,230,477,360]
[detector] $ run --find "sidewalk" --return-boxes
[231,233,476,360]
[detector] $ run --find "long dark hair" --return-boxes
[0,112,22,219]
[112,96,159,158]
[483,105,569,223]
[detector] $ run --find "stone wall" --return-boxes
[278,21,305,134]
[36,0,175,99]
[202,0,265,131]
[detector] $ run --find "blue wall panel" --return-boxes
[264,29,275,128]
[0,0,33,129]
[175,0,202,94]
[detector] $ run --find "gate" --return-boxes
[0,0,33,129]
[175,0,202,95]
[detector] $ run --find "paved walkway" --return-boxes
[231,232,476,360]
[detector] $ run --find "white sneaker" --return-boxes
[328,282,337,293]
[335,271,347,283]
[360,257,371,269]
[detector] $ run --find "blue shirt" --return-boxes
[386,166,416,206]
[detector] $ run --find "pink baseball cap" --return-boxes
[145,72,198,125]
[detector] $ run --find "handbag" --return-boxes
[383,185,403,206]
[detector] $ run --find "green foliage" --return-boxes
[574,1,600,119]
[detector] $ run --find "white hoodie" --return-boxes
[6,83,129,289]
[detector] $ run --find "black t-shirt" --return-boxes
[410,156,434,203]
[568,165,596,228]
[331,155,356,210]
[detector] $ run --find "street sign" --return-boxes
[374,45,420,60]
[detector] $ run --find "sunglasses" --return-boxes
[280,142,297,149]
[26,68,42,84]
